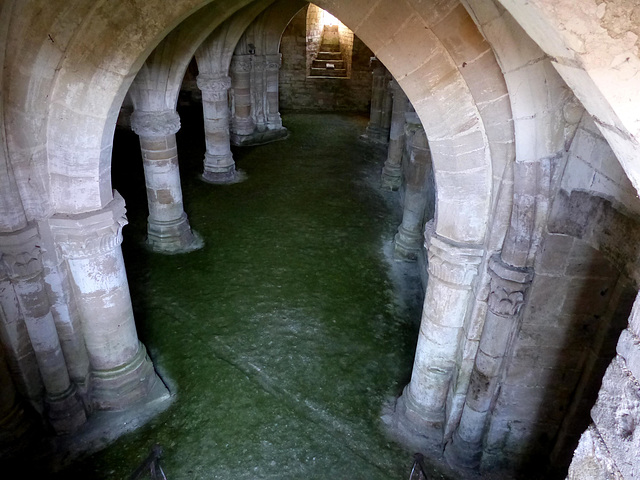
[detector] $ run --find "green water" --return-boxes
[58,112,427,479]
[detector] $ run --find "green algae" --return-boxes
[55,112,427,479]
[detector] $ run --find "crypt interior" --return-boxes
[1,0,640,478]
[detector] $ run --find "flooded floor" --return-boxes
[54,111,430,479]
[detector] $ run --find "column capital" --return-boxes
[49,192,128,259]
[265,54,282,70]
[426,225,484,287]
[487,255,534,317]
[196,74,231,93]
[130,110,180,137]
[0,224,43,280]
[252,55,266,72]
[231,55,252,73]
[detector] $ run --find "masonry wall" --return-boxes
[279,6,373,113]
[485,114,640,475]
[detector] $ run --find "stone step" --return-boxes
[318,43,340,53]
[310,67,348,77]
[312,59,345,69]
[316,51,342,61]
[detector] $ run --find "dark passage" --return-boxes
[57,112,430,479]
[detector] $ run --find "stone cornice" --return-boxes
[48,192,128,260]
[130,110,180,137]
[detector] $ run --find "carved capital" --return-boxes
[265,54,282,71]
[231,55,252,73]
[49,192,128,259]
[197,74,231,101]
[0,224,44,279]
[426,225,484,287]
[252,56,266,72]
[130,110,180,137]
[487,254,533,317]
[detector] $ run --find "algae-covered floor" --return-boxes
[55,112,431,479]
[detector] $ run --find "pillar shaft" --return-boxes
[230,54,255,143]
[394,119,431,261]
[197,74,238,184]
[445,255,533,468]
[49,193,157,410]
[251,55,267,132]
[130,110,202,253]
[265,54,283,130]
[0,225,86,434]
[381,80,410,190]
[364,58,392,144]
[398,230,483,447]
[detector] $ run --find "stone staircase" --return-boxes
[310,25,347,77]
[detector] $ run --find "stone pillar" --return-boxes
[265,54,284,131]
[397,229,483,447]
[0,225,86,434]
[381,80,410,190]
[0,270,42,409]
[364,58,391,144]
[197,74,239,184]
[394,118,431,261]
[130,110,202,254]
[251,55,267,132]
[49,193,157,410]
[445,255,533,468]
[230,54,255,145]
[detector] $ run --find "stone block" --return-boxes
[562,277,614,316]
[431,4,489,64]
[524,274,569,319]
[535,233,573,275]
[590,357,640,479]
[376,15,439,76]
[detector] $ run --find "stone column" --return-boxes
[445,255,533,468]
[130,110,202,254]
[364,58,392,144]
[397,229,483,447]
[394,117,431,261]
[265,54,284,131]
[251,55,267,132]
[381,80,409,190]
[230,54,255,145]
[197,74,239,184]
[0,259,43,408]
[49,193,157,411]
[0,225,86,434]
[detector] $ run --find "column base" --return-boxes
[91,342,158,411]
[443,429,483,471]
[267,114,283,130]
[394,227,423,261]
[381,163,402,190]
[361,126,390,145]
[45,384,87,435]
[147,214,203,254]
[394,387,444,452]
[231,127,289,147]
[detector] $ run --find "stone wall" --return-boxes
[279,6,373,113]
[484,113,640,475]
